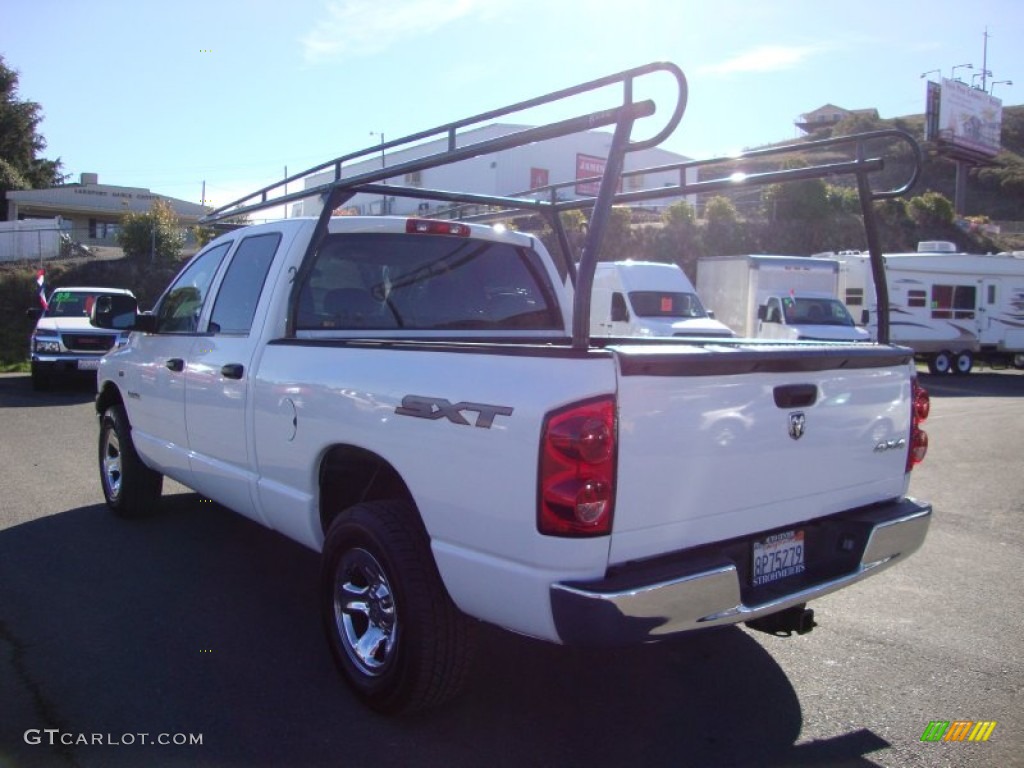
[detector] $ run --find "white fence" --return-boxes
[0,219,64,263]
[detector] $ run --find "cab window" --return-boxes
[155,242,231,333]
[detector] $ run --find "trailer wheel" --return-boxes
[928,350,953,375]
[953,350,973,375]
[1014,354,1024,370]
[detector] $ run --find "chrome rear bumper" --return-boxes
[551,497,931,646]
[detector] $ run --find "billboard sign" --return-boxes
[937,78,1003,157]
[575,154,607,196]
[530,167,549,191]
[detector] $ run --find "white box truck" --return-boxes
[830,242,1024,373]
[696,255,869,341]
[589,260,734,338]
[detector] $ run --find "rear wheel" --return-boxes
[321,499,474,714]
[953,350,974,375]
[927,350,953,375]
[99,404,163,517]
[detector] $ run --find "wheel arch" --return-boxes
[96,381,125,417]
[318,445,415,536]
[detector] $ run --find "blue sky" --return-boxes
[2,0,1021,213]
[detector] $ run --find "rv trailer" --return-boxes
[831,242,1024,373]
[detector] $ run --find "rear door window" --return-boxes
[209,233,280,335]
[296,233,560,331]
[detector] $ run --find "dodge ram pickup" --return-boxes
[89,62,932,713]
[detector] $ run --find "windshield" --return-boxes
[628,291,707,319]
[45,291,98,318]
[783,297,855,326]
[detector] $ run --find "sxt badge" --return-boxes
[396,395,513,429]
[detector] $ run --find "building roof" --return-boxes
[7,174,208,221]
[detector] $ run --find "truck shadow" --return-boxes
[0,372,95,408]
[0,496,889,768]
[918,369,1024,398]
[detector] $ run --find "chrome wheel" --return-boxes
[101,429,123,502]
[333,547,398,677]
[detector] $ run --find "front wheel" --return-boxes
[99,404,163,517]
[321,500,475,714]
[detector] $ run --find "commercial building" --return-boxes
[296,124,696,219]
[6,173,208,248]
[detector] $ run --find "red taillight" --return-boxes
[538,397,616,537]
[405,218,471,237]
[907,378,930,471]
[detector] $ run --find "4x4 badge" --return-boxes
[788,412,806,441]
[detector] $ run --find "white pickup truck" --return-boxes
[89,64,932,713]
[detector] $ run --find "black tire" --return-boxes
[98,404,163,517]
[927,350,953,375]
[321,499,475,714]
[30,362,50,391]
[953,350,974,375]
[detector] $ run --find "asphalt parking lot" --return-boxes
[0,368,1021,768]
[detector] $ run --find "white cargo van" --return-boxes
[697,255,869,341]
[589,260,734,337]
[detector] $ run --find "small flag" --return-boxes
[36,270,48,310]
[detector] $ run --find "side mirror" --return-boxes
[90,294,152,331]
[860,309,870,325]
[707,309,716,319]
[757,305,767,321]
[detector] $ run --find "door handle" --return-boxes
[166,358,184,372]
[221,363,244,380]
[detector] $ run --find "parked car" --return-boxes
[29,286,134,390]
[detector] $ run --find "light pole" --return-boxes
[920,69,941,80]
[369,131,387,215]
[990,80,1013,97]
[951,63,973,82]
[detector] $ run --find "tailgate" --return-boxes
[608,342,915,565]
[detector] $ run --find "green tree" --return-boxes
[0,56,65,218]
[597,206,636,261]
[117,199,185,262]
[762,161,831,221]
[907,191,954,231]
[827,184,860,215]
[703,195,746,256]
[652,199,702,278]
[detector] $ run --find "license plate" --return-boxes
[752,530,805,587]
[77,359,100,371]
